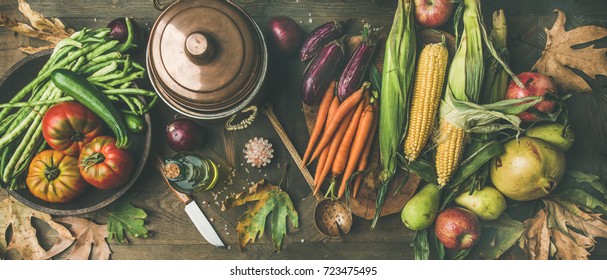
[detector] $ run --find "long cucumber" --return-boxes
[51,68,131,148]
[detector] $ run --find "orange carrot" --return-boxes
[332,96,366,182]
[314,146,329,187]
[353,101,379,198]
[303,81,336,164]
[313,96,340,183]
[309,82,368,162]
[340,99,377,198]
[313,109,355,195]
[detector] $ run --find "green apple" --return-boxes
[455,186,507,220]
[525,123,574,152]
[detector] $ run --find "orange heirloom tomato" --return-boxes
[42,101,104,156]
[79,136,134,190]
[26,150,88,203]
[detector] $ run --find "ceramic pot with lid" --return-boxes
[147,0,267,120]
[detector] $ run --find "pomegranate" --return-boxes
[506,72,558,122]
[490,137,565,201]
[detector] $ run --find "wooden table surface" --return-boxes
[1,0,607,260]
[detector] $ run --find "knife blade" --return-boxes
[156,158,224,247]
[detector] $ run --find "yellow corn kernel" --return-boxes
[404,42,448,161]
[435,119,466,187]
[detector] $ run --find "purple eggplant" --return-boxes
[337,24,379,101]
[299,19,350,62]
[301,38,345,105]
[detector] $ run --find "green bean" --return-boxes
[118,94,139,114]
[91,81,116,90]
[119,82,131,89]
[0,84,56,148]
[107,71,145,87]
[3,89,60,182]
[0,115,17,134]
[81,52,122,68]
[72,56,87,72]
[106,95,120,102]
[131,61,145,71]
[85,40,120,61]
[103,88,156,96]
[43,45,77,73]
[80,60,119,75]
[80,37,106,44]
[92,28,111,38]
[115,17,134,53]
[90,61,119,77]
[141,95,159,114]
[0,42,103,121]
[131,97,147,115]
[0,143,13,180]
[88,71,127,83]
[0,97,74,109]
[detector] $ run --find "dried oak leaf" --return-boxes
[51,217,110,260]
[532,9,607,93]
[106,192,149,244]
[222,179,299,250]
[0,196,74,260]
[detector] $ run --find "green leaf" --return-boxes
[554,189,607,216]
[563,170,607,200]
[411,229,430,260]
[106,192,149,243]
[475,214,526,259]
[222,180,299,250]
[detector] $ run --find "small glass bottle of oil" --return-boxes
[162,152,218,194]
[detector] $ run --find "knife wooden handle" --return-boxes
[154,154,193,204]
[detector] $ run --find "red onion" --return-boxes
[267,16,304,57]
[506,72,558,122]
[107,17,145,54]
[166,118,204,152]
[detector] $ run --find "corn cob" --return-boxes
[403,41,448,161]
[375,0,416,229]
[435,120,466,187]
[435,0,484,188]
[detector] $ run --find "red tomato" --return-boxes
[26,150,88,203]
[42,102,104,156]
[78,136,134,190]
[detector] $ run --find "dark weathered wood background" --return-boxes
[1,0,606,260]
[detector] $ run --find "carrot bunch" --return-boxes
[303,81,378,199]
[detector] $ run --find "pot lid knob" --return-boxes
[185,32,215,62]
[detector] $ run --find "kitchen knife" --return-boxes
[157,158,225,247]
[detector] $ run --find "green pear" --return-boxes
[455,186,507,220]
[525,123,574,152]
[401,183,441,230]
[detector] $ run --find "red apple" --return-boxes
[414,0,454,28]
[435,207,480,250]
[506,72,558,122]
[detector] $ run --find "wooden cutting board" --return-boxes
[302,29,456,220]
[303,103,420,220]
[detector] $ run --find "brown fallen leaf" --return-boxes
[0,196,75,260]
[54,217,111,260]
[532,9,607,93]
[0,0,73,52]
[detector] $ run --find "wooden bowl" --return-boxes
[0,50,152,216]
